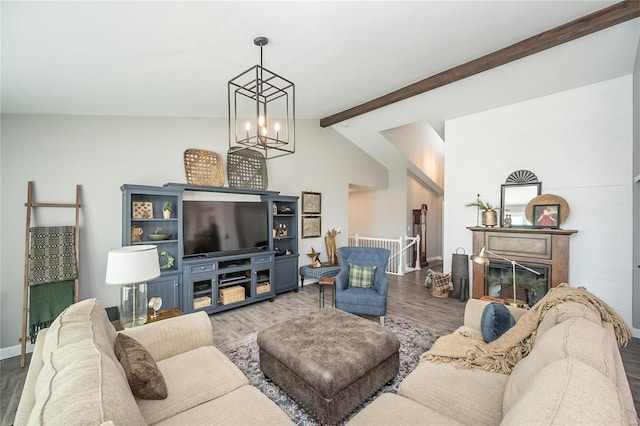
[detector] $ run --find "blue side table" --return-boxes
[298,264,341,286]
[299,264,341,308]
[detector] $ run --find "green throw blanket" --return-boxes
[29,280,74,343]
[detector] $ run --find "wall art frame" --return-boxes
[301,216,322,238]
[301,191,321,215]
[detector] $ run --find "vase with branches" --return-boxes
[325,228,341,265]
[466,197,500,227]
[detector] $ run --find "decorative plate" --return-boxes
[148,234,171,241]
[525,194,570,225]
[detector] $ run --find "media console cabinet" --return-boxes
[121,183,299,315]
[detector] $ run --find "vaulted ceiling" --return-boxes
[2,1,638,173]
[2,1,635,117]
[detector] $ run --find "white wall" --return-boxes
[383,121,445,191]
[347,167,406,242]
[444,75,634,325]
[407,173,443,261]
[633,28,640,331]
[0,115,388,354]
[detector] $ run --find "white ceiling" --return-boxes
[2,0,633,121]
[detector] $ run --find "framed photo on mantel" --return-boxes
[533,204,560,229]
[301,191,321,215]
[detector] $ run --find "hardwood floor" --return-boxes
[210,265,465,347]
[2,267,639,424]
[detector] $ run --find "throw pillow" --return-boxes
[349,263,376,288]
[481,302,516,343]
[114,333,168,400]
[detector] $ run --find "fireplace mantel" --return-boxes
[467,227,578,300]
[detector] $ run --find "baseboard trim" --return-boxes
[1,343,34,361]
[427,256,443,263]
[634,328,640,339]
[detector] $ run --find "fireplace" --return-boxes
[485,261,549,307]
[468,227,577,301]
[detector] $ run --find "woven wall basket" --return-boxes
[184,149,224,186]
[227,149,268,190]
[525,194,570,225]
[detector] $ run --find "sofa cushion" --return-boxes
[502,358,627,425]
[136,346,249,424]
[114,333,168,400]
[347,393,465,426]
[398,361,508,426]
[503,317,617,414]
[481,302,515,343]
[29,337,145,425]
[349,263,376,288]
[152,385,295,426]
[41,298,122,376]
[535,301,601,339]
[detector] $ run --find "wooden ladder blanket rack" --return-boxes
[20,181,81,368]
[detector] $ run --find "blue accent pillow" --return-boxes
[481,302,516,343]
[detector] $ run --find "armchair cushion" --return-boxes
[349,263,376,288]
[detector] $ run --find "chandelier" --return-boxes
[228,36,295,159]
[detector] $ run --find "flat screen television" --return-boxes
[183,200,269,258]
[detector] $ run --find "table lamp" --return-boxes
[106,245,160,328]
[470,246,540,307]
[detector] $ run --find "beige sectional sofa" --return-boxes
[15,298,294,425]
[348,298,638,426]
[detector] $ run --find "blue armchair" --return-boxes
[335,247,390,326]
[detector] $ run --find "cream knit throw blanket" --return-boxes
[419,284,631,374]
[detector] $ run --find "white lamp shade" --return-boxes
[105,245,161,285]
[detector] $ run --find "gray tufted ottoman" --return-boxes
[257,308,400,425]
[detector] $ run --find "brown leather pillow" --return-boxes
[114,333,168,400]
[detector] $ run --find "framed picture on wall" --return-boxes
[301,191,321,215]
[532,204,560,229]
[301,216,321,238]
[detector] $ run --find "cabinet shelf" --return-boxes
[122,184,183,310]
[132,239,178,245]
[219,278,251,288]
[194,288,212,296]
[131,218,179,222]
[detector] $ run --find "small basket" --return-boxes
[219,286,245,305]
[227,148,268,190]
[426,271,453,298]
[257,283,271,294]
[184,149,224,186]
[193,296,212,310]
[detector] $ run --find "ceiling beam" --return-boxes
[320,1,640,128]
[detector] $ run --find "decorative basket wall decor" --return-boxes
[525,194,570,225]
[227,148,268,190]
[184,149,224,186]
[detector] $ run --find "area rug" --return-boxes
[220,316,443,425]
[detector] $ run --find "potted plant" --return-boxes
[488,275,546,306]
[465,198,500,227]
[162,201,173,219]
